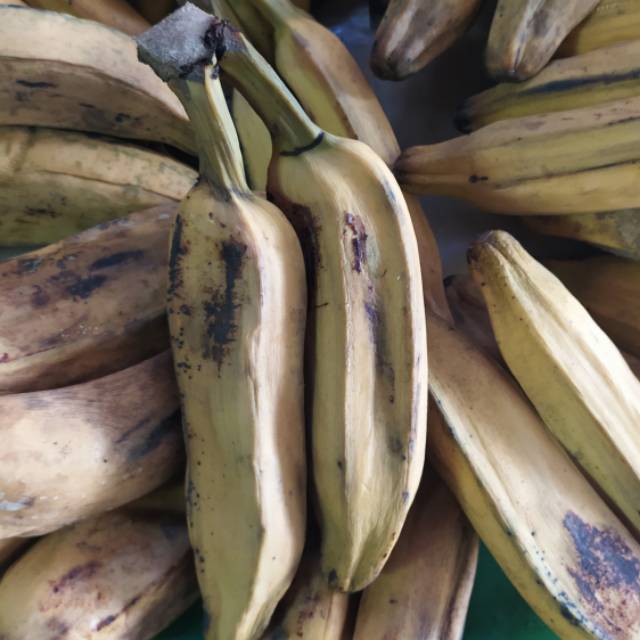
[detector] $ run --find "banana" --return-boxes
[0,6,194,150]
[0,538,28,570]
[0,509,197,640]
[138,11,307,639]
[559,0,640,57]
[0,351,183,538]
[469,230,640,536]
[428,314,640,640]
[0,126,195,246]
[396,97,640,215]
[486,0,600,80]
[0,204,173,393]
[456,39,640,132]
[371,0,483,80]
[353,472,478,640]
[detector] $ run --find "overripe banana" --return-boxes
[0,204,173,393]
[428,314,640,640]
[0,351,183,537]
[371,0,483,80]
[353,472,478,640]
[0,6,194,150]
[486,0,600,80]
[0,509,197,640]
[456,39,640,132]
[0,127,195,246]
[396,97,640,215]
[138,11,307,638]
[469,230,640,535]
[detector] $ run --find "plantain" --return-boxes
[138,11,307,639]
[0,6,194,151]
[428,314,640,640]
[0,351,183,538]
[0,509,197,640]
[396,97,640,215]
[486,0,600,80]
[0,126,195,246]
[371,0,483,80]
[353,472,478,640]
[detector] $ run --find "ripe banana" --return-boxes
[0,6,194,150]
[210,18,428,591]
[559,0,640,57]
[0,351,183,538]
[428,314,640,640]
[469,230,640,536]
[486,0,600,80]
[0,509,197,640]
[396,97,640,215]
[456,39,640,132]
[0,126,195,246]
[353,472,478,640]
[138,11,307,638]
[371,0,483,80]
[0,204,173,393]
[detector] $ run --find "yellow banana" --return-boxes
[0,6,193,150]
[0,351,183,537]
[371,0,483,80]
[353,472,478,640]
[0,127,195,246]
[428,314,640,640]
[138,11,307,639]
[0,509,197,640]
[397,97,640,215]
[486,0,600,80]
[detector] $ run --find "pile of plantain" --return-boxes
[0,0,640,639]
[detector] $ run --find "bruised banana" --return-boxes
[456,39,640,132]
[0,126,195,246]
[428,315,640,640]
[211,18,428,591]
[0,509,197,640]
[0,204,174,394]
[0,351,183,538]
[138,11,307,639]
[486,0,600,80]
[396,97,640,215]
[354,472,478,640]
[371,0,483,80]
[0,6,193,151]
[469,231,640,536]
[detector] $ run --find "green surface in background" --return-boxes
[155,545,558,639]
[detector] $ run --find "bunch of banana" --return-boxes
[486,0,600,80]
[456,39,640,131]
[371,0,483,80]
[397,97,640,215]
[138,10,308,638]
[0,508,198,640]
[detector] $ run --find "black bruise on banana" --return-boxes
[50,560,102,594]
[89,250,144,271]
[15,79,56,89]
[168,213,186,299]
[344,212,368,273]
[65,274,107,300]
[127,410,181,462]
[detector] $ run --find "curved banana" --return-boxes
[0,127,195,246]
[371,0,483,80]
[0,510,197,640]
[0,351,183,538]
[0,6,193,150]
[138,12,307,639]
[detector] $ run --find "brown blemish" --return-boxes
[65,275,107,300]
[31,285,49,308]
[95,614,117,631]
[168,214,186,299]
[344,212,368,273]
[46,617,69,639]
[51,561,102,594]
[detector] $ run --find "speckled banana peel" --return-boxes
[396,97,640,215]
[371,0,483,80]
[208,15,428,592]
[138,9,307,639]
[486,0,600,80]
[456,40,640,132]
[428,314,640,640]
[468,230,640,537]
[0,509,198,640]
[0,6,194,150]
